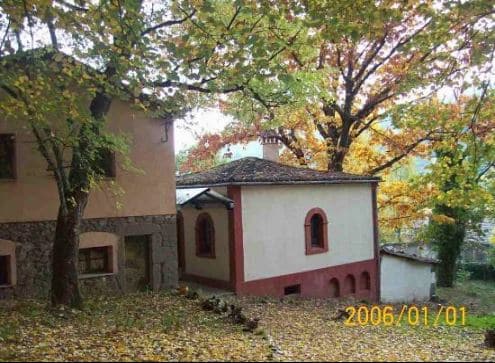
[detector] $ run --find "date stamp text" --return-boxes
[343,305,467,327]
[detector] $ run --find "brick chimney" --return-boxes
[260,130,280,162]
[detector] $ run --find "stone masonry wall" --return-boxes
[0,215,178,299]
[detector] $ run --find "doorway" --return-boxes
[124,235,151,292]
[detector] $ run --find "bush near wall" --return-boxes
[461,263,495,281]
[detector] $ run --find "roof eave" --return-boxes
[176,179,381,188]
[380,250,439,265]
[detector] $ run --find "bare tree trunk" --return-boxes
[328,150,345,172]
[51,191,88,308]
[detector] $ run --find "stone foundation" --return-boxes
[0,214,178,299]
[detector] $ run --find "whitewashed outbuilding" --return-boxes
[380,245,438,303]
[176,155,381,300]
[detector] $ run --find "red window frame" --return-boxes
[304,208,329,255]
[195,212,216,258]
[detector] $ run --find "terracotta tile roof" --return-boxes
[176,157,380,187]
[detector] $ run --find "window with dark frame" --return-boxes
[196,213,215,258]
[0,134,16,179]
[0,255,11,285]
[304,208,329,255]
[78,246,112,275]
[96,149,116,178]
[310,214,325,248]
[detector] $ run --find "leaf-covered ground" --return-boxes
[237,296,495,362]
[0,291,494,362]
[0,292,270,362]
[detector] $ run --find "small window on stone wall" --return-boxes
[0,255,11,285]
[78,232,119,278]
[0,239,16,287]
[79,246,112,275]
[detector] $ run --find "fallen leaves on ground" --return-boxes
[0,292,494,362]
[237,296,495,362]
[0,292,270,362]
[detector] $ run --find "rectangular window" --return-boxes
[0,134,16,179]
[96,149,116,178]
[78,246,112,275]
[284,284,301,296]
[0,255,11,285]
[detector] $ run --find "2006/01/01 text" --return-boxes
[344,305,467,327]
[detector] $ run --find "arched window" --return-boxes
[329,278,340,298]
[304,208,329,255]
[359,271,371,291]
[343,274,356,295]
[195,213,215,258]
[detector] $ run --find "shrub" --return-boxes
[461,263,495,281]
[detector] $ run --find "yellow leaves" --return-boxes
[0,293,271,362]
[1,293,494,361]
[431,214,456,224]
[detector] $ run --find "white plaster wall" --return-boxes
[181,205,230,281]
[241,184,375,281]
[380,255,434,303]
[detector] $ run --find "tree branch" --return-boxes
[54,0,88,12]
[367,132,434,175]
[476,161,495,182]
[352,19,431,94]
[153,79,244,94]
[141,9,196,36]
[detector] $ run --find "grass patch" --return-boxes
[0,321,19,343]
[437,279,495,315]
[466,314,495,329]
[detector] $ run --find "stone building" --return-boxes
[0,94,178,298]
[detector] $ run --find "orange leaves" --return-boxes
[378,179,437,230]
[178,123,259,173]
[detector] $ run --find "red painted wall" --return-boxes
[236,259,378,301]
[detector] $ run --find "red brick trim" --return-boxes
[237,259,378,300]
[227,186,244,291]
[181,273,233,291]
[195,212,215,258]
[304,207,329,255]
[371,182,381,302]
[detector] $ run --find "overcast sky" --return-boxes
[174,107,232,153]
